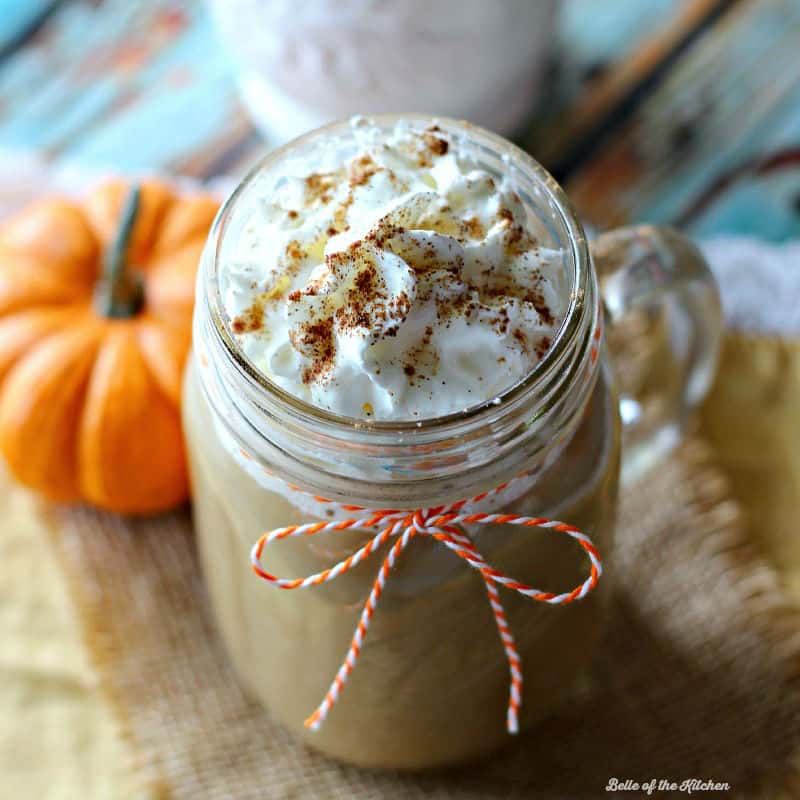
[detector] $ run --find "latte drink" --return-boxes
[185,116,637,769]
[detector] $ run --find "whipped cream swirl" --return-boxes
[220,119,569,420]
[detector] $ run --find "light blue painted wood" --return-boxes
[0,0,237,169]
[0,0,796,240]
[0,0,53,51]
[562,0,683,63]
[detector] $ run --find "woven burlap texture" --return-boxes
[45,436,800,800]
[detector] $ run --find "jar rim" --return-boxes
[203,113,592,436]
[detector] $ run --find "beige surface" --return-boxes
[0,467,138,800]
[45,436,800,799]
[3,332,800,798]
[701,334,800,600]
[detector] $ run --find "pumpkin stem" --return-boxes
[95,186,144,318]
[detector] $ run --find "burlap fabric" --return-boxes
[45,436,800,800]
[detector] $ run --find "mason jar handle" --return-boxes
[590,225,722,483]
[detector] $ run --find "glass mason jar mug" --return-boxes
[184,115,721,770]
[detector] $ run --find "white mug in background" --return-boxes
[209,0,560,143]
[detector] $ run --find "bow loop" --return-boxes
[251,495,601,734]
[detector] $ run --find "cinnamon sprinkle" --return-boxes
[305,172,337,206]
[535,336,552,359]
[285,240,303,260]
[423,126,449,156]
[291,317,336,384]
[232,297,265,334]
[464,216,485,239]
[497,208,514,225]
[349,155,381,187]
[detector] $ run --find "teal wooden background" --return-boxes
[5,0,800,241]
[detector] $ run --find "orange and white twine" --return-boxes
[250,481,602,735]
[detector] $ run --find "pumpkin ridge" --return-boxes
[0,322,103,501]
[0,306,92,386]
[151,193,218,258]
[0,198,99,285]
[0,257,92,315]
[135,317,190,407]
[77,325,188,514]
[144,238,205,323]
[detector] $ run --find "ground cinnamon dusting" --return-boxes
[291,317,336,384]
[525,289,554,325]
[497,208,514,225]
[232,298,265,334]
[464,216,485,239]
[535,336,552,359]
[285,240,303,260]
[512,328,529,354]
[423,127,449,156]
[305,172,337,205]
[333,191,355,232]
[349,155,381,187]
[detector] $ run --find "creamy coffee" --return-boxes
[186,116,620,769]
[185,363,618,768]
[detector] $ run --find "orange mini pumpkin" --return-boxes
[0,180,218,514]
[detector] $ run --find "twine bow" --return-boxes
[250,483,602,734]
